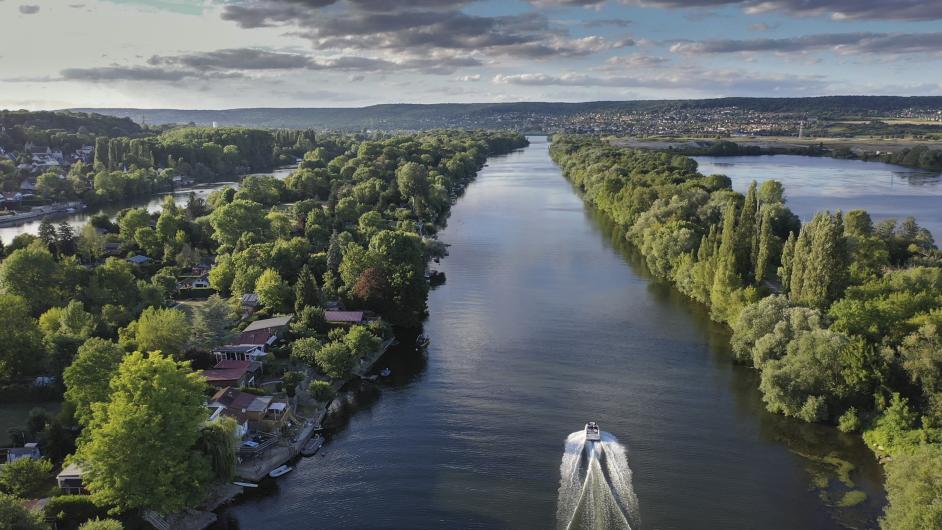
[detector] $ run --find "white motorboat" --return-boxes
[585,421,601,442]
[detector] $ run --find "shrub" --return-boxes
[308,380,335,402]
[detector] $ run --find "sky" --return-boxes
[1,0,941,109]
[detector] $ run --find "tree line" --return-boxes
[550,134,942,530]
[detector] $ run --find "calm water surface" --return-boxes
[696,155,942,240]
[217,139,883,529]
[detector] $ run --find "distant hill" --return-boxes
[69,96,942,130]
[1,109,143,136]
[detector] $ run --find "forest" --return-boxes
[0,128,527,527]
[550,134,942,530]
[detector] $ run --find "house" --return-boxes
[19,179,37,191]
[103,241,122,256]
[176,274,210,290]
[201,359,259,388]
[325,310,367,325]
[240,293,260,314]
[240,315,294,347]
[208,387,274,424]
[5,443,41,464]
[211,344,267,363]
[126,254,153,264]
[56,462,86,495]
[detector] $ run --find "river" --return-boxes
[215,138,885,529]
[696,155,942,240]
[0,166,295,243]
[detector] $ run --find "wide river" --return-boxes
[216,138,884,529]
[696,154,942,241]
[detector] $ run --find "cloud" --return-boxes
[582,18,632,27]
[624,0,942,21]
[19,4,39,14]
[527,0,606,7]
[148,48,315,70]
[600,54,670,69]
[222,1,629,61]
[60,66,201,82]
[455,74,482,81]
[669,32,942,55]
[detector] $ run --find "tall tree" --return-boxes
[754,207,773,283]
[0,293,45,379]
[63,338,125,425]
[76,351,212,514]
[189,295,236,352]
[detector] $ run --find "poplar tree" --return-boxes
[779,231,796,292]
[738,181,758,277]
[755,207,773,283]
[710,203,743,321]
[788,212,848,308]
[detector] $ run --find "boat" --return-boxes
[585,421,601,442]
[233,481,258,488]
[269,465,293,478]
[380,367,391,377]
[415,335,430,349]
[300,435,325,457]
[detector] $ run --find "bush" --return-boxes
[308,380,335,402]
[79,518,123,530]
[45,495,108,530]
[0,457,53,498]
[0,492,46,530]
[838,407,861,433]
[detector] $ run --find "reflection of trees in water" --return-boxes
[582,199,885,529]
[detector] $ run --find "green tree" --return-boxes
[314,341,356,379]
[195,417,237,482]
[293,265,320,313]
[75,351,212,514]
[0,492,47,530]
[124,307,191,357]
[754,207,773,283]
[116,208,151,243]
[255,268,291,312]
[63,338,125,426]
[788,212,848,309]
[282,371,304,397]
[0,293,45,379]
[210,199,269,248]
[0,243,62,314]
[291,336,322,368]
[189,295,235,351]
[344,325,380,358]
[0,457,53,498]
[881,444,942,530]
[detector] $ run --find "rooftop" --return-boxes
[243,314,294,332]
[324,310,365,323]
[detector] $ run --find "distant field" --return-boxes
[0,402,61,446]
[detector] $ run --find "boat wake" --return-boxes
[557,429,640,530]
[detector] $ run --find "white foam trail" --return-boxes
[557,430,640,530]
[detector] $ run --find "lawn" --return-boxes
[0,402,62,446]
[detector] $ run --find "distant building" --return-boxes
[325,310,367,325]
[211,344,267,363]
[4,443,41,464]
[56,462,87,495]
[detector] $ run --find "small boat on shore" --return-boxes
[301,435,325,457]
[269,465,293,478]
[416,335,430,349]
[233,481,258,488]
[380,367,391,377]
[585,421,601,442]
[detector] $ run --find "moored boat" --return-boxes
[233,481,258,488]
[301,435,325,457]
[415,335,430,349]
[269,464,293,478]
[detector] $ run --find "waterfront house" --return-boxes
[56,462,87,495]
[325,310,367,325]
[241,315,293,344]
[4,443,41,464]
[211,344,267,363]
[176,274,210,290]
[201,359,259,388]
[126,254,153,265]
